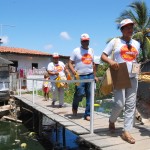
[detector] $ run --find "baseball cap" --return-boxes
[52,52,59,58]
[80,33,90,41]
[120,19,134,29]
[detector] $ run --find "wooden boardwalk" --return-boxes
[14,94,150,150]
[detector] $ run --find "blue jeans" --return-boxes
[72,73,94,118]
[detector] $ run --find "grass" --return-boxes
[26,80,112,111]
[28,83,86,108]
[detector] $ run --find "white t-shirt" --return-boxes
[70,47,94,75]
[47,61,65,80]
[103,38,140,78]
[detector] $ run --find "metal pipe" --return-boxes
[32,80,35,104]
[90,80,95,134]
[20,78,22,97]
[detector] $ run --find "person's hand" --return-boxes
[72,70,77,76]
[110,60,119,70]
[55,72,59,75]
[94,76,99,82]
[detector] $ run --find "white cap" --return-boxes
[120,19,134,29]
[52,52,59,58]
[80,33,90,41]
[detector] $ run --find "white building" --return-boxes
[0,46,69,91]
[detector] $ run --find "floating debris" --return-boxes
[20,143,27,148]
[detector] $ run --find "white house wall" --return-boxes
[1,54,69,92]
[26,75,44,91]
[1,54,51,70]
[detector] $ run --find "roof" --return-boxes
[0,46,70,58]
[0,46,51,56]
[0,56,13,65]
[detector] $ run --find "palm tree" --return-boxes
[116,1,150,62]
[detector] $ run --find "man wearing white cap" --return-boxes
[69,33,98,121]
[47,53,70,108]
[101,19,140,144]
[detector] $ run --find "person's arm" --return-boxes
[47,63,59,76]
[64,65,71,76]
[68,59,76,75]
[47,70,59,76]
[93,63,99,82]
[101,52,119,70]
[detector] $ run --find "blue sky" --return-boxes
[0,0,150,57]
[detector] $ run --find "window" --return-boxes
[32,63,38,69]
[9,60,18,72]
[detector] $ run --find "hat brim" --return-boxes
[53,56,59,58]
[81,38,90,41]
[120,23,134,29]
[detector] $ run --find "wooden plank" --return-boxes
[102,138,150,150]
[35,106,53,115]
[3,116,22,123]
[59,121,76,126]
[13,94,150,150]
[79,127,150,150]
[66,125,89,134]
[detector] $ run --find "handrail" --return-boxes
[17,77,95,134]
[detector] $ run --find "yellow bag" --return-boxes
[75,72,80,86]
[56,76,61,88]
[100,68,113,95]
[56,75,67,88]
[138,72,150,83]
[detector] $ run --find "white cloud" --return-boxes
[60,32,71,40]
[44,44,53,50]
[0,36,9,44]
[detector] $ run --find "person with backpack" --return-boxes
[101,19,140,144]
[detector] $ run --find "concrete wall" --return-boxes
[1,53,69,91]
[1,54,51,70]
[1,54,69,70]
[26,75,44,91]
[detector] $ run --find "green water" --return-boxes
[0,119,84,150]
[0,121,45,150]
[0,99,114,150]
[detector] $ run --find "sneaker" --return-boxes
[84,116,90,121]
[109,120,115,133]
[59,104,66,108]
[59,105,64,108]
[51,101,55,106]
[72,108,77,116]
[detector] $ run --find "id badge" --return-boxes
[132,62,141,74]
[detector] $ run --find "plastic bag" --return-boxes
[56,75,68,88]
[100,68,113,95]
[75,72,80,86]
